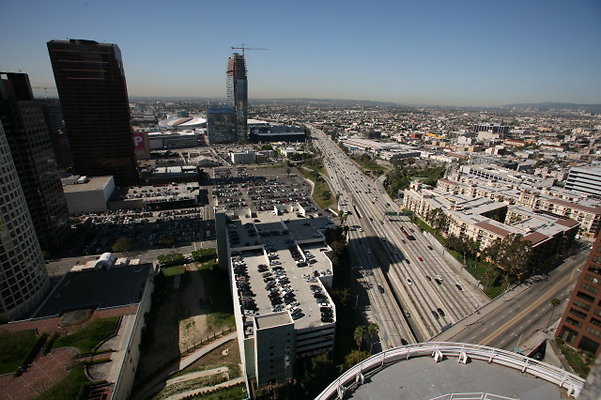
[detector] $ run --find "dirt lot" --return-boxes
[135,266,228,384]
[183,339,241,373]
[178,268,212,353]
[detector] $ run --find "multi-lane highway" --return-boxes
[435,250,587,351]
[308,125,488,347]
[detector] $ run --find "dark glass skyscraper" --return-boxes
[0,72,69,253]
[47,39,138,186]
[226,53,248,141]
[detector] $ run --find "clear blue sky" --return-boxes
[1,0,600,106]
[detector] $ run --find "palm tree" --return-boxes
[547,298,561,329]
[354,326,365,350]
[367,323,379,353]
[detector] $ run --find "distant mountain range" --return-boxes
[501,102,601,113]
[125,96,601,113]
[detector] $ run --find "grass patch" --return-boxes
[485,284,508,299]
[412,216,443,242]
[192,248,217,263]
[351,156,387,175]
[162,266,186,276]
[188,383,246,400]
[299,168,335,209]
[256,163,285,169]
[34,366,89,400]
[0,330,38,374]
[197,260,218,271]
[556,339,594,378]
[53,317,120,353]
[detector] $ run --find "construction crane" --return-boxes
[230,44,270,56]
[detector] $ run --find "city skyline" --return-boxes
[1,0,601,107]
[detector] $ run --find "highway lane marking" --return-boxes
[480,272,575,346]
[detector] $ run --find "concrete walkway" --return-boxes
[132,331,237,400]
[178,331,237,370]
[165,377,246,400]
[166,366,228,386]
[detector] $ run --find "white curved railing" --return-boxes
[429,393,517,400]
[314,342,585,400]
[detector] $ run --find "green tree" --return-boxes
[547,298,561,329]
[302,352,334,394]
[157,253,185,267]
[483,234,532,283]
[367,323,379,353]
[112,237,133,252]
[427,208,448,233]
[343,350,370,370]
[192,248,217,263]
[354,326,365,350]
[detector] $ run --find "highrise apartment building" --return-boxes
[0,122,50,322]
[0,72,69,253]
[556,234,601,356]
[226,53,248,140]
[47,39,138,186]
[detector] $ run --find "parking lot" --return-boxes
[71,208,215,255]
[212,167,318,214]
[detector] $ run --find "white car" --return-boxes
[435,274,443,281]
[406,278,413,286]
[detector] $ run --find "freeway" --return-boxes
[308,125,487,346]
[434,249,588,351]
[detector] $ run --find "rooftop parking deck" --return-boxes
[228,213,336,334]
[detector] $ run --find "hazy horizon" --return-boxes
[2,0,600,107]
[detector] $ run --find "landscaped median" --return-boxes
[299,166,335,210]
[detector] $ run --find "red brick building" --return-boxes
[556,235,601,355]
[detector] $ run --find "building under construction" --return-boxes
[226,53,248,141]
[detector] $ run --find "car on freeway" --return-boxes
[406,278,413,285]
[435,274,443,281]
[455,284,463,291]
[418,257,424,261]
[437,307,445,317]
[425,275,432,281]
[377,285,385,294]
[431,310,439,319]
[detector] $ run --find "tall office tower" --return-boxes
[47,39,139,186]
[556,234,601,356]
[0,72,69,253]
[0,122,50,322]
[226,53,248,141]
